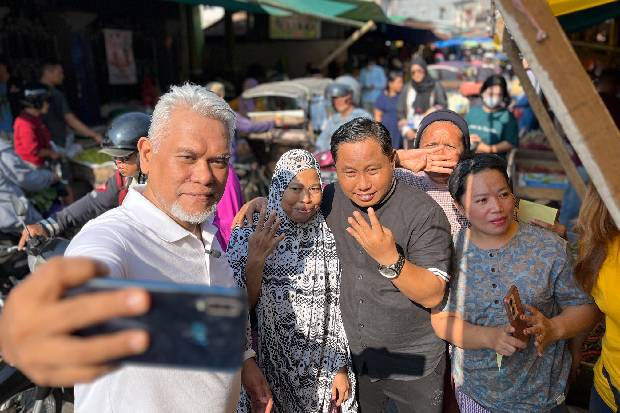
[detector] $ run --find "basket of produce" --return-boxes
[70,148,116,186]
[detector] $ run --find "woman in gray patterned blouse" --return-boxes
[431,153,598,413]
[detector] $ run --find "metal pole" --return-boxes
[318,20,376,70]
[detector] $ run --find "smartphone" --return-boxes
[503,285,528,343]
[66,278,247,371]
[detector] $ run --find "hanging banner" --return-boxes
[269,15,321,40]
[103,29,137,85]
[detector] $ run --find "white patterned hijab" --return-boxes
[266,149,322,230]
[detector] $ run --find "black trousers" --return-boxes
[357,356,446,413]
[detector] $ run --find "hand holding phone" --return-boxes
[67,278,247,371]
[503,285,529,343]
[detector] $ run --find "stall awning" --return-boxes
[549,0,620,33]
[172,0,288,15]
[169,0,390,26]
[549,0,617,16]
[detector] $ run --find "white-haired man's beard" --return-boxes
[170,201,216,225]
[153,188,217,225]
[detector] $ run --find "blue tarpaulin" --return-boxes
[434,37,493,48]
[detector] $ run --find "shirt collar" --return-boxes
[122,185,217,244]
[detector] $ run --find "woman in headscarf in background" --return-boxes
[397,56,448,148]
[228,149,357,413]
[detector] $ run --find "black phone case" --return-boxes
[67,278,247,371]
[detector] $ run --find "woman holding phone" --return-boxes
[430,153,597,413]
[227,150,356,413]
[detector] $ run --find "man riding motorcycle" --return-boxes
[314,82,371,153]
[18,112,149,248]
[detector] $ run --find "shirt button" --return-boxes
[489,253,494,257]
[494,299,500,305]
[492,283,497,288]
[491,268,496,273]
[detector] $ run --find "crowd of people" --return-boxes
[0,50,618,413]
[344,51,521,159]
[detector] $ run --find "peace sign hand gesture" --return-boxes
[346,207,399,266]
[248,208,284,264]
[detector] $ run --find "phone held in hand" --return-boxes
[66,278,247,371]
[503,285,528,343]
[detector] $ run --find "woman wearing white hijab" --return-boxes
[228,149,357,413]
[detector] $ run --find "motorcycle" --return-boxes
[0,198,72,413]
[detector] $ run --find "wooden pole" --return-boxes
[190,5,205,76]
[571,40,620,54]
[179,4,190,81]
[502,31,587,199]
[318,20,376,70]
[495,0,620,228]
[224,10,234,73]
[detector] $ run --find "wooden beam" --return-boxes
[495,0,620,227]
[224,10,235,73]
[503,32,587,199]
[319,20,376,70]
[571,40,620,54]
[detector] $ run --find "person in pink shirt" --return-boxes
[213,164,244,249]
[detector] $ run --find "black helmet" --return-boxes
[325,82,353,100]
[20,83,50,110]
[100,112,150,157]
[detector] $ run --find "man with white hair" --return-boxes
[63,83,271,412]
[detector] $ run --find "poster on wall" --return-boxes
[269,15,321,40]
[103,29,137,85]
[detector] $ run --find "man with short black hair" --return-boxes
[39,61,102,149]
[323,117,452,412]
[315,83,371,152]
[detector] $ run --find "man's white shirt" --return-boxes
[65,185,240,413]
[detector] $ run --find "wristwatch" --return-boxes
[378,251,405,279]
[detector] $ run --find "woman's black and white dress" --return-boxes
[227,149,357,413]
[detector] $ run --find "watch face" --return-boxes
[379,268,398,279]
